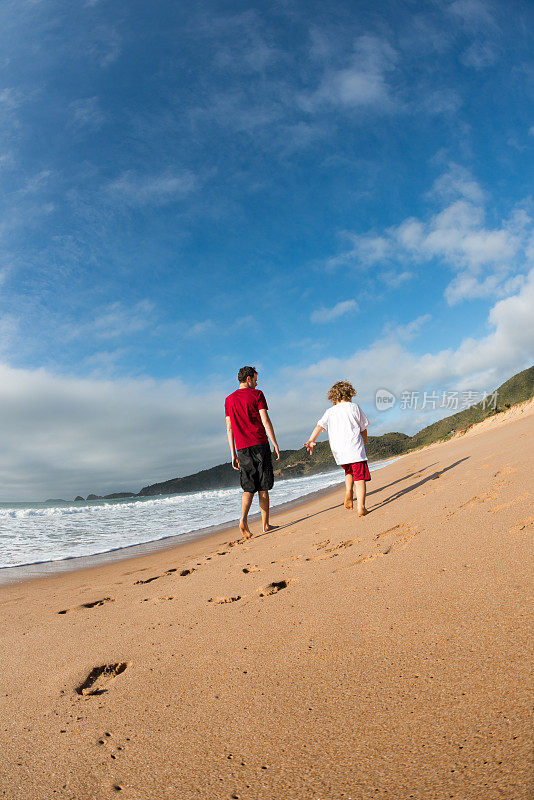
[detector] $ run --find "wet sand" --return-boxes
[0,401,532,799]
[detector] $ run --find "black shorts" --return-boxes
[237,443,274,493]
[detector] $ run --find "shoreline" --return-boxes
[0,405,531,799]
[0,456,400,586]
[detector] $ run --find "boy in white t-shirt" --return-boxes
[304,380,370,516]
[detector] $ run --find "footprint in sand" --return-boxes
[134,567,194,585]
[315,539,331,549]
[208,595,242,604]
[333,552,386,571]
[374,523,419,555]
[490,492,530,513]
[325,538,363,552]
[306,554,338,562]
[494,465,516,477]
[58,597,115,614]
[458,491,498,510]
[272,554,301,565]
[242,565,262,573]
[374,523,414,540]
[142,596,175,603]
[354,553,385,565]
[508,515,534,533]
[258,579,294,597]
[305,537,364,561]
[76,662,130,696]
[96,730,128,761]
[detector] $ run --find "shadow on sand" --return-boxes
[251,458,469,537]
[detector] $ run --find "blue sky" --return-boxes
[0,0,533,500]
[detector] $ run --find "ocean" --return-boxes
[0,459,397,572]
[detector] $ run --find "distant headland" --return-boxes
[66,366,533,502]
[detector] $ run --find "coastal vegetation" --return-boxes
[77,366,533,500]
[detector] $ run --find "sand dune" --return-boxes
[0,402,532,799]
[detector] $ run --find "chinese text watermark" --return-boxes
[375,388,499,412]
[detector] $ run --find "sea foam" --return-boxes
[0,460,397,569]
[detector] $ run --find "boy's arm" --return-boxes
[259,409,280,461]
[361,428,368,445]
[226,416,239,470]
[303,425,325,453]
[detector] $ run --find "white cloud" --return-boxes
[281,269,534,435]
[444,269,525,305]
[88,25,121,67]
[0,367,228,500]
[461,40,498,68]
[73,300,155,340]
[326,233,389,270]
[0,87,23,110]
[379,269,413,288]
[382,314,431,341]
[0,152,15,172]
[104,170,198,206]
[0,273,532,500]
[447,0,495,30]
[19,169,53,196]
[188,89,282,134]
[446,0,500,69]
[299,35,397,112]
[429,163,486,204]
[184,319,215,338]
[310,299,358,323]
[422,88,463,115]
[82,348,127,376]
[325,165,532,304]
[0,313,18,355]
[68,97,104,131]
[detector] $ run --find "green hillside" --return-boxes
[408,365,534,449]
[129,365,534,498]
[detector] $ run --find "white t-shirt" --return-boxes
[317,401,369,465]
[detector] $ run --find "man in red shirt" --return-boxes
[225,366,281,539]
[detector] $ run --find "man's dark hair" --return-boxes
[238,366,257,383]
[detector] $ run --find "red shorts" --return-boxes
[341,460,371,481]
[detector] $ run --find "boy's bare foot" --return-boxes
[357,507,368,517]
[262,524,279,533]
[239,521,252,539]
[344,495,354,510]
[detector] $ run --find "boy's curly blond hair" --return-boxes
[327,380,357,404]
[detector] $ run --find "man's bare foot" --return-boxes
[344,495,354,510]
[239,521,252,539]
[262,524,279,533]
[357,507,368,517]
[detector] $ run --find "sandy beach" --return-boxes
[0,403,532,800]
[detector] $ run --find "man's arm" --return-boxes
[259,408,280,461]
[226,416,239,470]
[303,425,325,453]
[361,428,368,445]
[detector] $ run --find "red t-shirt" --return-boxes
[224,388,269,450]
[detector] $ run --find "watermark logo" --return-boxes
[374,388,498,412]
[375,388,396,410]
